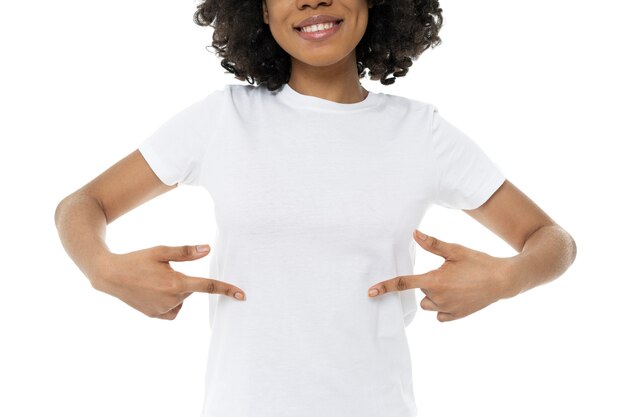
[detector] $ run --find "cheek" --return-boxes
[268,24,289,47]
[272,21,298,44]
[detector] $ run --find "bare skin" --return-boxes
[54,150,247,321]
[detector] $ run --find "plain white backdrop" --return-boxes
[1,0,624,416]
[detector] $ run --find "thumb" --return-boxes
[155,244,211,262]
[413,230,454,259]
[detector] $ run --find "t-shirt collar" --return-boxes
[276,82,382,112]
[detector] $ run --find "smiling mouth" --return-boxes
[295,20,343,32]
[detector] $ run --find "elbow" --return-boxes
[54,191,110,229]
[568,232,577,265]
[558,225,577,265]
[557,227,578,271]
[54,194,72,230]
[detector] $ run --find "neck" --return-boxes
[288,53,368,104]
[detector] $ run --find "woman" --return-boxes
[54,0,577,416]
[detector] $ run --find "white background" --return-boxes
[1,0,624,416]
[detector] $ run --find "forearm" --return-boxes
[502,225,577,298]
[54,192,112,284]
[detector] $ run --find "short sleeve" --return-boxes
[431,105,506,210]
[138,88,225,186]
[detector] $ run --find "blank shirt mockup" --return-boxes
[138,82,506,417]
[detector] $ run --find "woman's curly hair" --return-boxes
[193,0,443,91]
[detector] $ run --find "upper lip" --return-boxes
[294,15,343,29]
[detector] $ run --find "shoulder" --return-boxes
[221,83,275,99]
[191,83,263,117]
[376,90,437,124]
[216,83,276,108]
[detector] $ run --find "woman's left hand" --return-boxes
[367,229,515,323]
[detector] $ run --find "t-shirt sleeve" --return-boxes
[430,105,506,210]
[137,88,225,186]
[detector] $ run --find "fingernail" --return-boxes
[196,245,210,252]
[415,230,427,240]
[234,291,245,300]
[369,288,379,297]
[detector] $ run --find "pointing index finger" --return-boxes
[181,274,246,300]
[368,274,427,297]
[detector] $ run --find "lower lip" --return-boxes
[295,21,343,42]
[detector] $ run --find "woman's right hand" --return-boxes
[91,244,246,320]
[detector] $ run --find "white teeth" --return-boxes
[300,21,339,33]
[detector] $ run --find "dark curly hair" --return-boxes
[193,0,443,91]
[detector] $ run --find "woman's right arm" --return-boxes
[55,150,173,281]
[54,149,246,320]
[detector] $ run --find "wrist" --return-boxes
[497,255,526,299]
[86,250,118,291]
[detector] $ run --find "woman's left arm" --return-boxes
[462,179,577,299]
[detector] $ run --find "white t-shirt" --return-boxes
[138,82,506,417]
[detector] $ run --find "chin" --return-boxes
[291,50,353,68]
